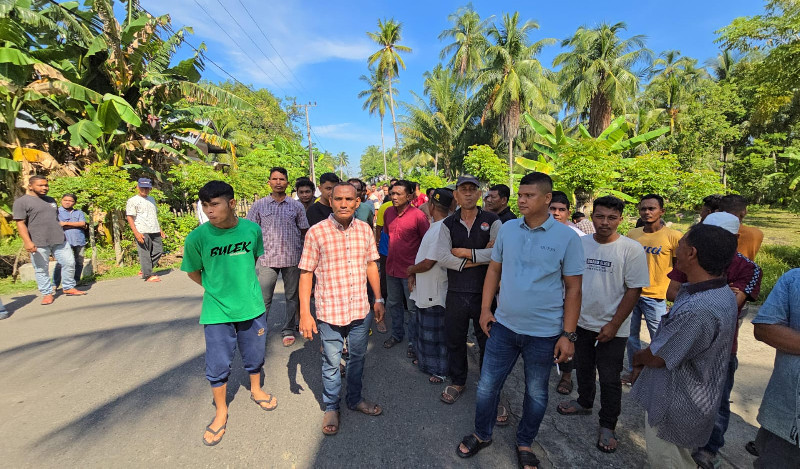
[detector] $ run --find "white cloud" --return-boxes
[315,123,375,142]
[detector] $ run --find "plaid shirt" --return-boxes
[298,215,379,326]
[246,195,309,268]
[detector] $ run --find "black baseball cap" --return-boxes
[456,175,480,187]
[431,188,454,208]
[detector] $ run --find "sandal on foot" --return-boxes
[322,410,339,436]
[376,320,388,334]
[557,399,592,416]
[351,399,382,416]
[596,427,618,453]
[383,336,401,349]
[251,393,278,411]
[556,376,573,395]
[456,434,492,458]
[429,374,445,384]
[202,417,227,446]
[282,336,295,347]
[517,448,540,469]
[440,385,462,404]
[496,404,510,426]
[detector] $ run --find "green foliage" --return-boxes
[619,152,681,200]
[669,169,726,213]
[157,204,199,253]
[756,245,800,302]
[360,145,397,181]
[462,145,508,185]
[167,163,226,202]
[49,163,132,212]
[554,140,620,198]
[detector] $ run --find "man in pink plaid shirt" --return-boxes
[298,183,385,436]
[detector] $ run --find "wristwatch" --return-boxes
[374,298,385,304]
[561,330,578,342]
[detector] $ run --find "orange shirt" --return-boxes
[738,224,764,261]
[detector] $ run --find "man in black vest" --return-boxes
[436,175,502,407]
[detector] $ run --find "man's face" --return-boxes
[517,184,551,218]
[483,190,505,212]
[549,202,570,224]
[319,181,336,203]
[138,186,151,197]
[456,183,480,209]
[202,196,236,226]
[674,235,693,272]
[61,196,76,210]
[638,198,664,224]
[297,186,314,204]
[591,206,622,238]
[349,181,365,201]
[699,205,714,222]
[381,185,388,193]
[269,171,288,194]
[390,185,412,209]
[331,185,359,220]
[29,179,49,196]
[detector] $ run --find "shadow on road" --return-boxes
[5,293,36,313]
[287,338,324,409]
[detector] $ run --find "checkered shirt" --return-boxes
[298,215,379,326]
[246,195,309,268]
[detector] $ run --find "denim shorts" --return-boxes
[203,313,267,387]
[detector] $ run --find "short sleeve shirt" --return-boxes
[58,207,87,247]
[409,220,448,309]
[306,201,333,227]
[738,224,764,261]
[578,235,650,336]
[383,205,429,277]
[627,226,682,299]
[125,195,161,233]
[13,194,65,246]
[298,216,379,326]
[180,219,265,325]
[246,195,309,268]
[491,215,585,337]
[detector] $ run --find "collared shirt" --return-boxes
[409,220,448,309]
[752,268,800,447]
[383,204,429,278]
[491,214,585,337]
[631,277,738,448]
[58,207,87,247]
[246,195,309,268]
[354,201,374,226]
[298,215,379,326]
[496,206,517,224]
[575,218,596,235]
[125,195,160,234]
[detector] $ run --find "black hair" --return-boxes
[550,191,570,209]
[295,178,315,192]
[389,178,398,184]
[199,180,235,202]
[393,180,415,196]
[331,182,357,197]
[720,194,748,214]
[319,172,341,185]
[702,194,723,211]
[347,178,365,191]
[270,167,288,178]
[29,175,47,184]
[685,224,738,276]
[426,187,435,197]
[489,184,510,201]
[640,194,664,209]
[593,196,626,214]
[519,172,553,192]
[62,193,77,201]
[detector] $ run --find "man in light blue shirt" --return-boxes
[455,172,584,469]
[54,193,87,288]
[752,268,800,467]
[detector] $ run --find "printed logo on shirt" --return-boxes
[642,245,664,255]
[210,241,252,257]
[586,258,614,273]
[480,222,490,231]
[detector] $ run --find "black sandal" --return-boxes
[456,434,492,458]
[517,448,540,469]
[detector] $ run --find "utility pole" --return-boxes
[296,102,317,183]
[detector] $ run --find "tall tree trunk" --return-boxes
[588,92,612,138]
[111,211,123,266]
[387,76,403,178]
[380,115,387,179]
[508,141,514,189]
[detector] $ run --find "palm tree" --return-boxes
[367,18,411,177]
[438,4,492,79]
[554,22,652,137]
[358,71,390,178]
[647,51,710,132]
[706,49,739,81]
[335,151,349,179]
[478,12,556,187]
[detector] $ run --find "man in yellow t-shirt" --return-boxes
[374,198,394,334]
[623,194,682,382]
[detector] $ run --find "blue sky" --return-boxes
[141,0,761,175]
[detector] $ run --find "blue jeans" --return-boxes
[626,296,666,372]
[319,311,373,411]
[30,242,76,295]
[386,275,417,346]
[703,355,738,454]
[474,322,558,447]
[54,245,85,288]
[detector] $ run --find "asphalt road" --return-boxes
[0,271,772,468]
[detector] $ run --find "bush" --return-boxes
[463,145,508,185]
[756,245,800,302]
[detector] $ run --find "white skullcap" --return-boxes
[703,211,740,234]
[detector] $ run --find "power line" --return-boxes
[234,0,308,95]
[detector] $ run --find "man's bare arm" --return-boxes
[187,270,202,286]
[754,324,800,355]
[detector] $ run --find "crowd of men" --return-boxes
[9,167,799,468]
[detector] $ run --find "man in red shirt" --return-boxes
[412,182,429,208]
[382,180,430,356]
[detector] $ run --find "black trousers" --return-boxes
[754,427,800,469]
[574,326,627,430]
[445,291,488,387]
[378,254,388,300]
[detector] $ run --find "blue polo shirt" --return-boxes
[58,207,87,247]
[492,214,585,337]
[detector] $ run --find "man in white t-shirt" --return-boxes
[125,178,165,283]
[556,196,649,454]
[407,188,452,383]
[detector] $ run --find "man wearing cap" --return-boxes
[437,175,502,407]
[126,178,165,282]
[665,212,762,469]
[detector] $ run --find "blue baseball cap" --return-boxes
[137,178,152,188]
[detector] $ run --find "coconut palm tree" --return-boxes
[358,71,390,178]
[478,12,556,187]
[367,18,411,177]
[335,151,349,179]
[706,49,740,81]
[438,4,492,80]
[647,51,710,132]
[553,22,652,137]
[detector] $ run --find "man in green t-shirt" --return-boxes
[181,180,277,447]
